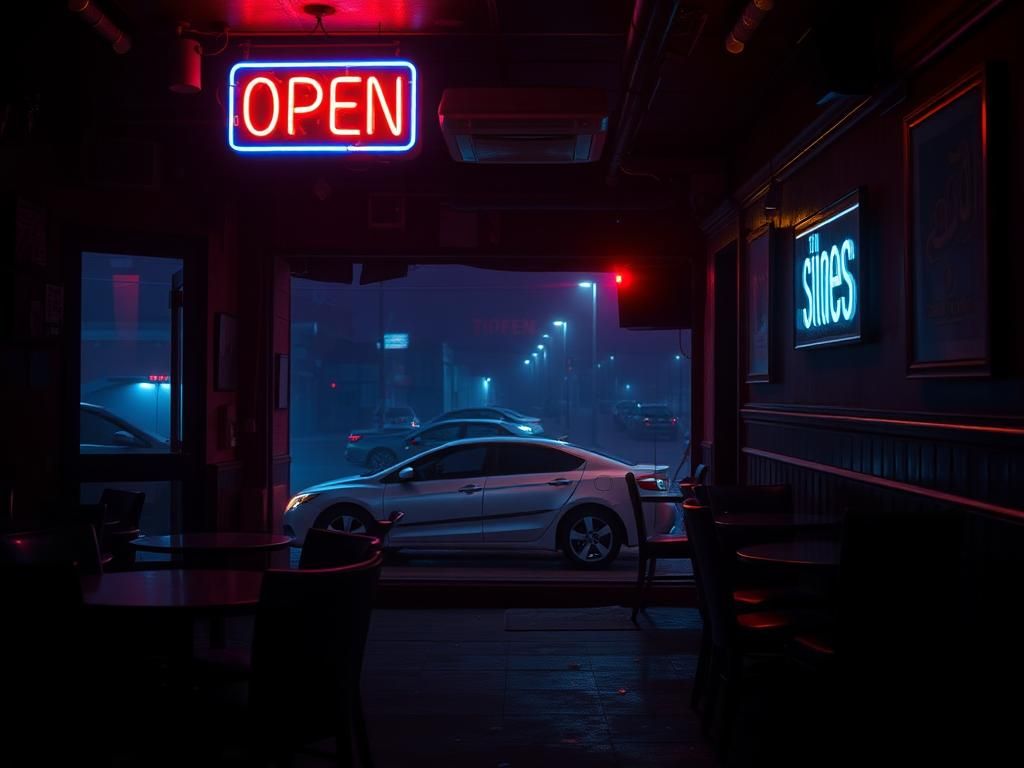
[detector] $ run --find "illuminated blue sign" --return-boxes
[383,333,409,349]
[794,191,862,349]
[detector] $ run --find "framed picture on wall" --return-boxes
[744,225,772,383]
[214,313,238,391]
[904,66,991,377]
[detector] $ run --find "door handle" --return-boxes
[547,478,573,486]
[458,484,483,494]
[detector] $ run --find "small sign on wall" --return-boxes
[794,190,862,349]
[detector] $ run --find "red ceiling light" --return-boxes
[614,269,633,289]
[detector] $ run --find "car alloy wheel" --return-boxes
[315,504,376,536]
[561,508,621,567]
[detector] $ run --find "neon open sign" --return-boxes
[228,60,417,153]
[794,191,862,349]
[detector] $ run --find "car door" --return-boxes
[383,443,491,544]
[482,444,586,543]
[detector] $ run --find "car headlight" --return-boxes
[285,493,320,512]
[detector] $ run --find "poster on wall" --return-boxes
[744,226,771,382]
[793,190,862,349]
[904,67,990,377]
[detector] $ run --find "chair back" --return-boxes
[299,529,381,569]
[249,551,384,743]
[683,499,733,649]
[98,489,145,531]
[0,525,103,574]
[624,472,648,543]
[707,483,792,516]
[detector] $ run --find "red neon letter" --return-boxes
[242,77,280,137]
[366,75,403,136]
[329,76,362,136]
[287,76,324,136]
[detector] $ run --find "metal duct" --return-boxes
[67,0,131,54]
[725,0,774,54]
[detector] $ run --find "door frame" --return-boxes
[63,228,208,533]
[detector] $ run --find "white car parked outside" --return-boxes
[284,437,678,567]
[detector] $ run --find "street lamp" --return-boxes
[579,281,598,445]
[553,320,568,434]
[482,376,491,406]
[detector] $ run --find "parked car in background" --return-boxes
[612,400,641,431]
[423,407,544,434]
[286,437,677,567]
[374,406,420,429]
[346,419,539,471]
[80,402,169,453]
[626,403,679,438]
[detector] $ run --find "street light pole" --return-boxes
[553,321,568,435]
[579,282,598,446]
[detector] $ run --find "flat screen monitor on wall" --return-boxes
[793,190,862,349]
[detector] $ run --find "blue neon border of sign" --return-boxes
[793,189,863,349]
[227,60,418,154]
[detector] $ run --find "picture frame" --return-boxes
[214,313,238,391]
[904,66,991,377]
[744,224,772,383]
[275,353,289,410]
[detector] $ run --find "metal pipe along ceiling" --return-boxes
[67,0,131,54]
[725,0,774,54]
[605,0,682,186]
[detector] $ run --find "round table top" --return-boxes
[735,539,841,567]
[81,569,263,611]
[714,513,841,529]
[129,532,294,553]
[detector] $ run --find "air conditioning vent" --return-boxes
[438,88,608,164]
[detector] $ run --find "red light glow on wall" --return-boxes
[228,60,417,153]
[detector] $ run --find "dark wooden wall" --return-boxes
[698,2,1024,725]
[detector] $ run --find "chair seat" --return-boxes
[645,534,691,557]
[733,585,824,609]
[793,631,836,657]
[735,609,801,632]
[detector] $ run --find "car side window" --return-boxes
[463,423,504,438]
[412,445,490,481]
[494,445,585,476]
[80,411,120,445]
[419,424,462,443]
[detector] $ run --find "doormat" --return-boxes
[504,606,639,631]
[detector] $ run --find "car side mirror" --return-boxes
[398,467,415,482]
[112,430,144,448]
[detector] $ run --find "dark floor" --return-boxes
[359,607,713,768]
[47,605,839,767]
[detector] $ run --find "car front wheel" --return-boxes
[560,507,622,568]
[313,504,376,535]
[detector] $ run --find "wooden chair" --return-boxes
[683,498,805,751]
[98,489,145,569]
[200,552,384,766]
[626,472,692,623]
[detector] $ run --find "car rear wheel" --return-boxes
[367,448,398,471]
[314,504,375,535]
[560,507,622,568]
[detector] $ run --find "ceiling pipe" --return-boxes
[67,0,131,54]
[725,0,774,54]
[605,0,681,187]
